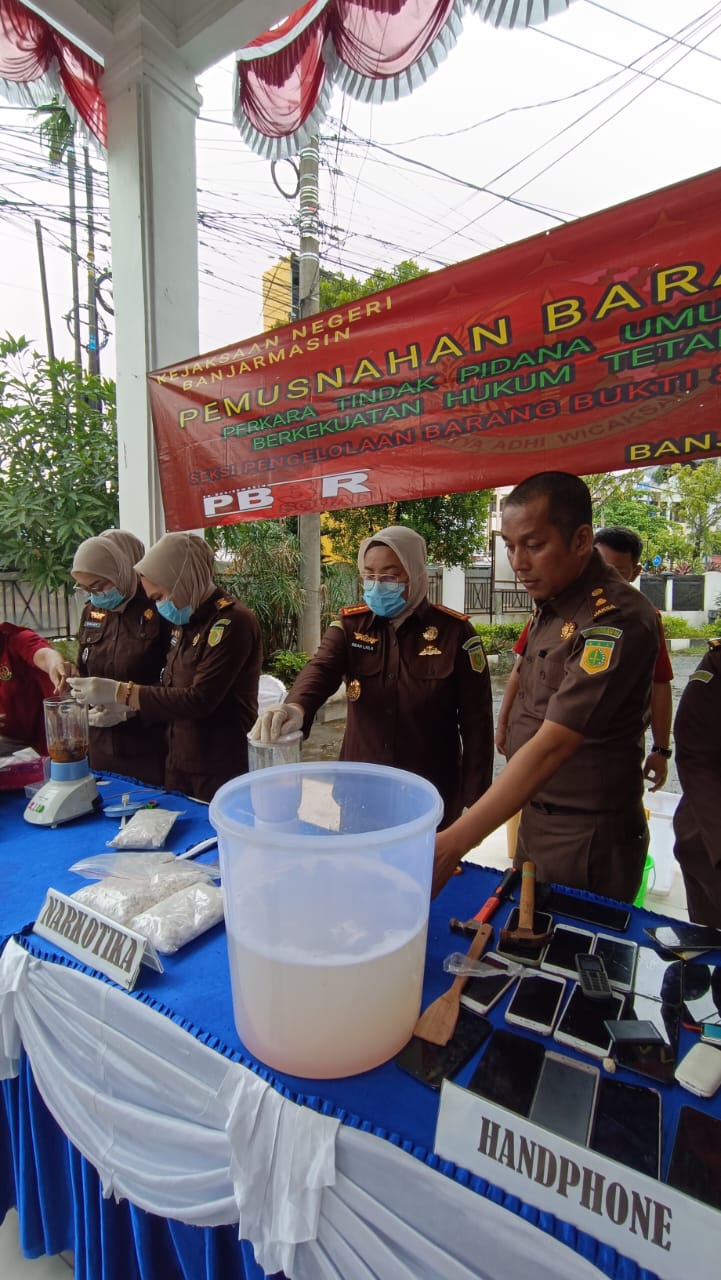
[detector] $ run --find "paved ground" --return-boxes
[302,648,704,793]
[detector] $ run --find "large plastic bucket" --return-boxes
[209,762,443,1078]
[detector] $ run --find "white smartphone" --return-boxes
[459,953,519,1016]
[591,933,638,993]
[674,1041,721,1099]
[553,982,624,1060]
[541,924,594,980]
[504,972,566,1036]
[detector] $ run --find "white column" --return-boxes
[102,18,201,546]
[441,566,466,613]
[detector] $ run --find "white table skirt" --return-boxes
[0,940,605,1280]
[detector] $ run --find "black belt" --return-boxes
[530,800,609,817]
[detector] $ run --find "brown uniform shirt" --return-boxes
[673,641,721,925]
[507,549,660,812]
[77,586,172,786]
[287,599,494,825]
[137,588,262,803]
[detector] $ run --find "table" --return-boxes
[0,774,718,1280]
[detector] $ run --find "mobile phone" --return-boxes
[504,972,566,1036]
[541,925,594,980]
[674,1041,721,1099]
[468,1027,546,1117]
[590,1078,661,1179]
[604,1019,664,1046]
[459,953,518,1016]
[614,998,680,1084]
[682,962,721,1029]
[590,934,637,992]
[701,1022,721,1046]
[535,887,630,933]
[575,952,613,1001]
[395,1007,492,1091]
[553,983,624,1060]
[497,907,553,966]
[633,947,683,1004]
[644,923,721,954]
[666,1105,721,1210]
[529,1051,599,1145]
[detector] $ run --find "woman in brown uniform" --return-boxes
[69,533,262,803]
[252,526,494,828]
[71,530,171,785]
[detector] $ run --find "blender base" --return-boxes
[24,773,101,826]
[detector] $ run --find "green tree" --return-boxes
[668,462,721,564]
[318,262,489,564]
[0,335,118,589]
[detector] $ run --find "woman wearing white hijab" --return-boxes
[71,529,171,786]
[69,532,262,803]
[252,526,494,827]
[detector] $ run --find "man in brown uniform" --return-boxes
[252,526,494,828]
[673,639,721,925]
[69,534,262,803]
[434,472,660,901]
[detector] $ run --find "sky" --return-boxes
[1,0,721,370]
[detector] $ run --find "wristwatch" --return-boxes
[652,745,672,759]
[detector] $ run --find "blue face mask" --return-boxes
[156,598,193,626]
[89,587,125,611]
[362,580,407,618]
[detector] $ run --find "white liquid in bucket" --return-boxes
[224,858,429,1077]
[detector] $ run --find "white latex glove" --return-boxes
[89,704,130,728]
[67,676,121,707]
[249,702,304,744]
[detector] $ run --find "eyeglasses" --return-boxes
[362,574,407,585]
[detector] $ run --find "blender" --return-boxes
[24,696,101,826]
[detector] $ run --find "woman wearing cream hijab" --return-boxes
[71,529,171,786]
[252,525,494,827]
[69,532,262,803]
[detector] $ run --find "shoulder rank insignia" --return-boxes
[208,618,230,647]
[341,603,371,617]
[434,603,468,620]
[591,588,603,597]
[216,597,233,609]
[560,621,576,639]
[580,637,614,674]
[689,670,713,683]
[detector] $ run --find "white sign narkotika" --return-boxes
[34,888,162,990]
[435,1080,717,1280]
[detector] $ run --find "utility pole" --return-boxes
[297,137,322,656]
[34,219,55,361]
[84,145,100,376]
[66,141,83,373]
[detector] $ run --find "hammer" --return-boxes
[497,861,553,964]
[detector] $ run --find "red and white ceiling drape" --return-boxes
[0,0,106,146]
[234,0,576,157]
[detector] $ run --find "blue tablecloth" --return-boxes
[1,773,719,1280]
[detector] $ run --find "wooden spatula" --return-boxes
[413,923,493,1046]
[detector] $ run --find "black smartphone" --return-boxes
[536,887,630,933]
[604,1019,664,1046]
[591,934,637,992]
[541,925,594,980]
[666,1105,721,1210]
[644,923,721,954]
[633,947,683,1004]
[553,984,624,1060]
[468,1028,546,1116]
[682,962,721,1029]
[614,998,680,1084]
[529,1051,599,1145]
[590,1077,662,1179]
[395,1007,493,1091]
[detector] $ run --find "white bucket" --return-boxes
[644,790,680,896]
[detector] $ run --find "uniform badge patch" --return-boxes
[689,670,713,683]
[467,647,486,672]
[346,678,361,701]
[423,626,439,642]
[0,664,11,681]
[208,619,230,647]
[144,609,154,620]
[580,637,615,674]
[560,621,576,639]
[354,631,378,644]
[419,645,442,656]
[581,625,623,640]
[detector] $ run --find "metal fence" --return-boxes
[0,574,81,639]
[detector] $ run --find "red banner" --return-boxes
[148,167,721,530]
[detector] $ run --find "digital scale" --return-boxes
[23,696,101,827]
